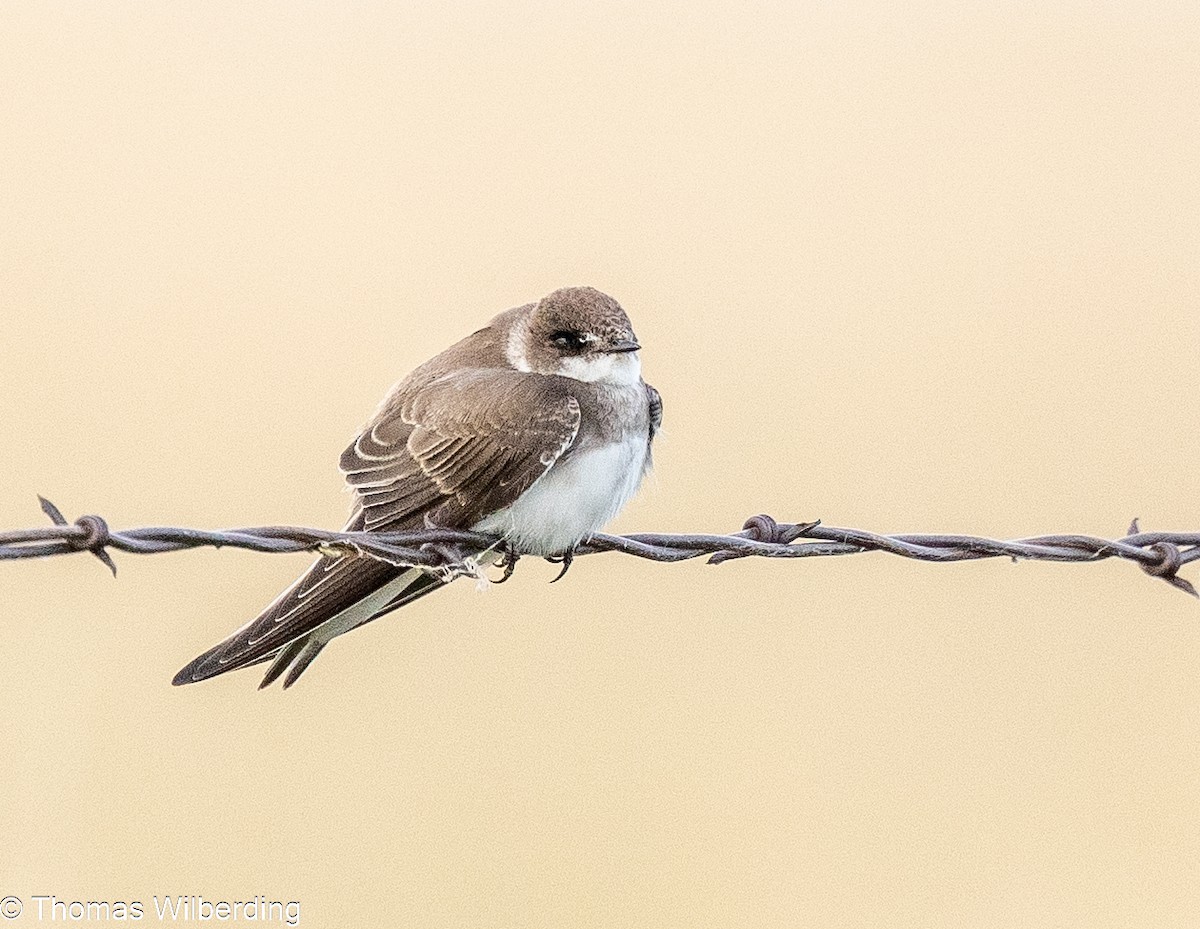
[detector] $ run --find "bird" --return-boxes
[173,286,662,689]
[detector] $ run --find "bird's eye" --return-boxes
[550,330,585,351]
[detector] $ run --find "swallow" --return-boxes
[173,286,662,688]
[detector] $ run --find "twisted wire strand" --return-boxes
[0,498,1195,597]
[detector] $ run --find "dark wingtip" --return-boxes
[171,648,227,687]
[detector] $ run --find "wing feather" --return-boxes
[174,367,581,685]
[646,383,663,441]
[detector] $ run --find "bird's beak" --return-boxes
[605,338,641,354]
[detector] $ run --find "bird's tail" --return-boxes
[256,566,447,689]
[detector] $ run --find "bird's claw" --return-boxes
[492,543,520,584]
[545,547,575,583]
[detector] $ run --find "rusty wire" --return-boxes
[1,498,1197,598]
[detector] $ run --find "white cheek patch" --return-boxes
[506,318,533,373]
[557,352,642,385]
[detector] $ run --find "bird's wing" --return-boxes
[173,369,580,685]
[646,382,663,442]
[342,368,581,531]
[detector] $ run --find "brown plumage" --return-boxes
[173,287,662,689]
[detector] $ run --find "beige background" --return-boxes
[2,2,1199,926]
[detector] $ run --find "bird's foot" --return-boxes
[545,547,575,583]
[491,543,521,584]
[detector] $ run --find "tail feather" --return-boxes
[174,559,452,689]
[281,638,330,689]
[253,567,448,689]
[257,639,307,689]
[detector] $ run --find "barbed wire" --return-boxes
[2,497,1197,598]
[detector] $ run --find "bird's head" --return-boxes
[514,286,642,385]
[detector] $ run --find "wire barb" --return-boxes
[1140,542,1198,597]
[2,498,1199,599]
[36,496,117,576]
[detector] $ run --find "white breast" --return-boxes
[474,434,649,556]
